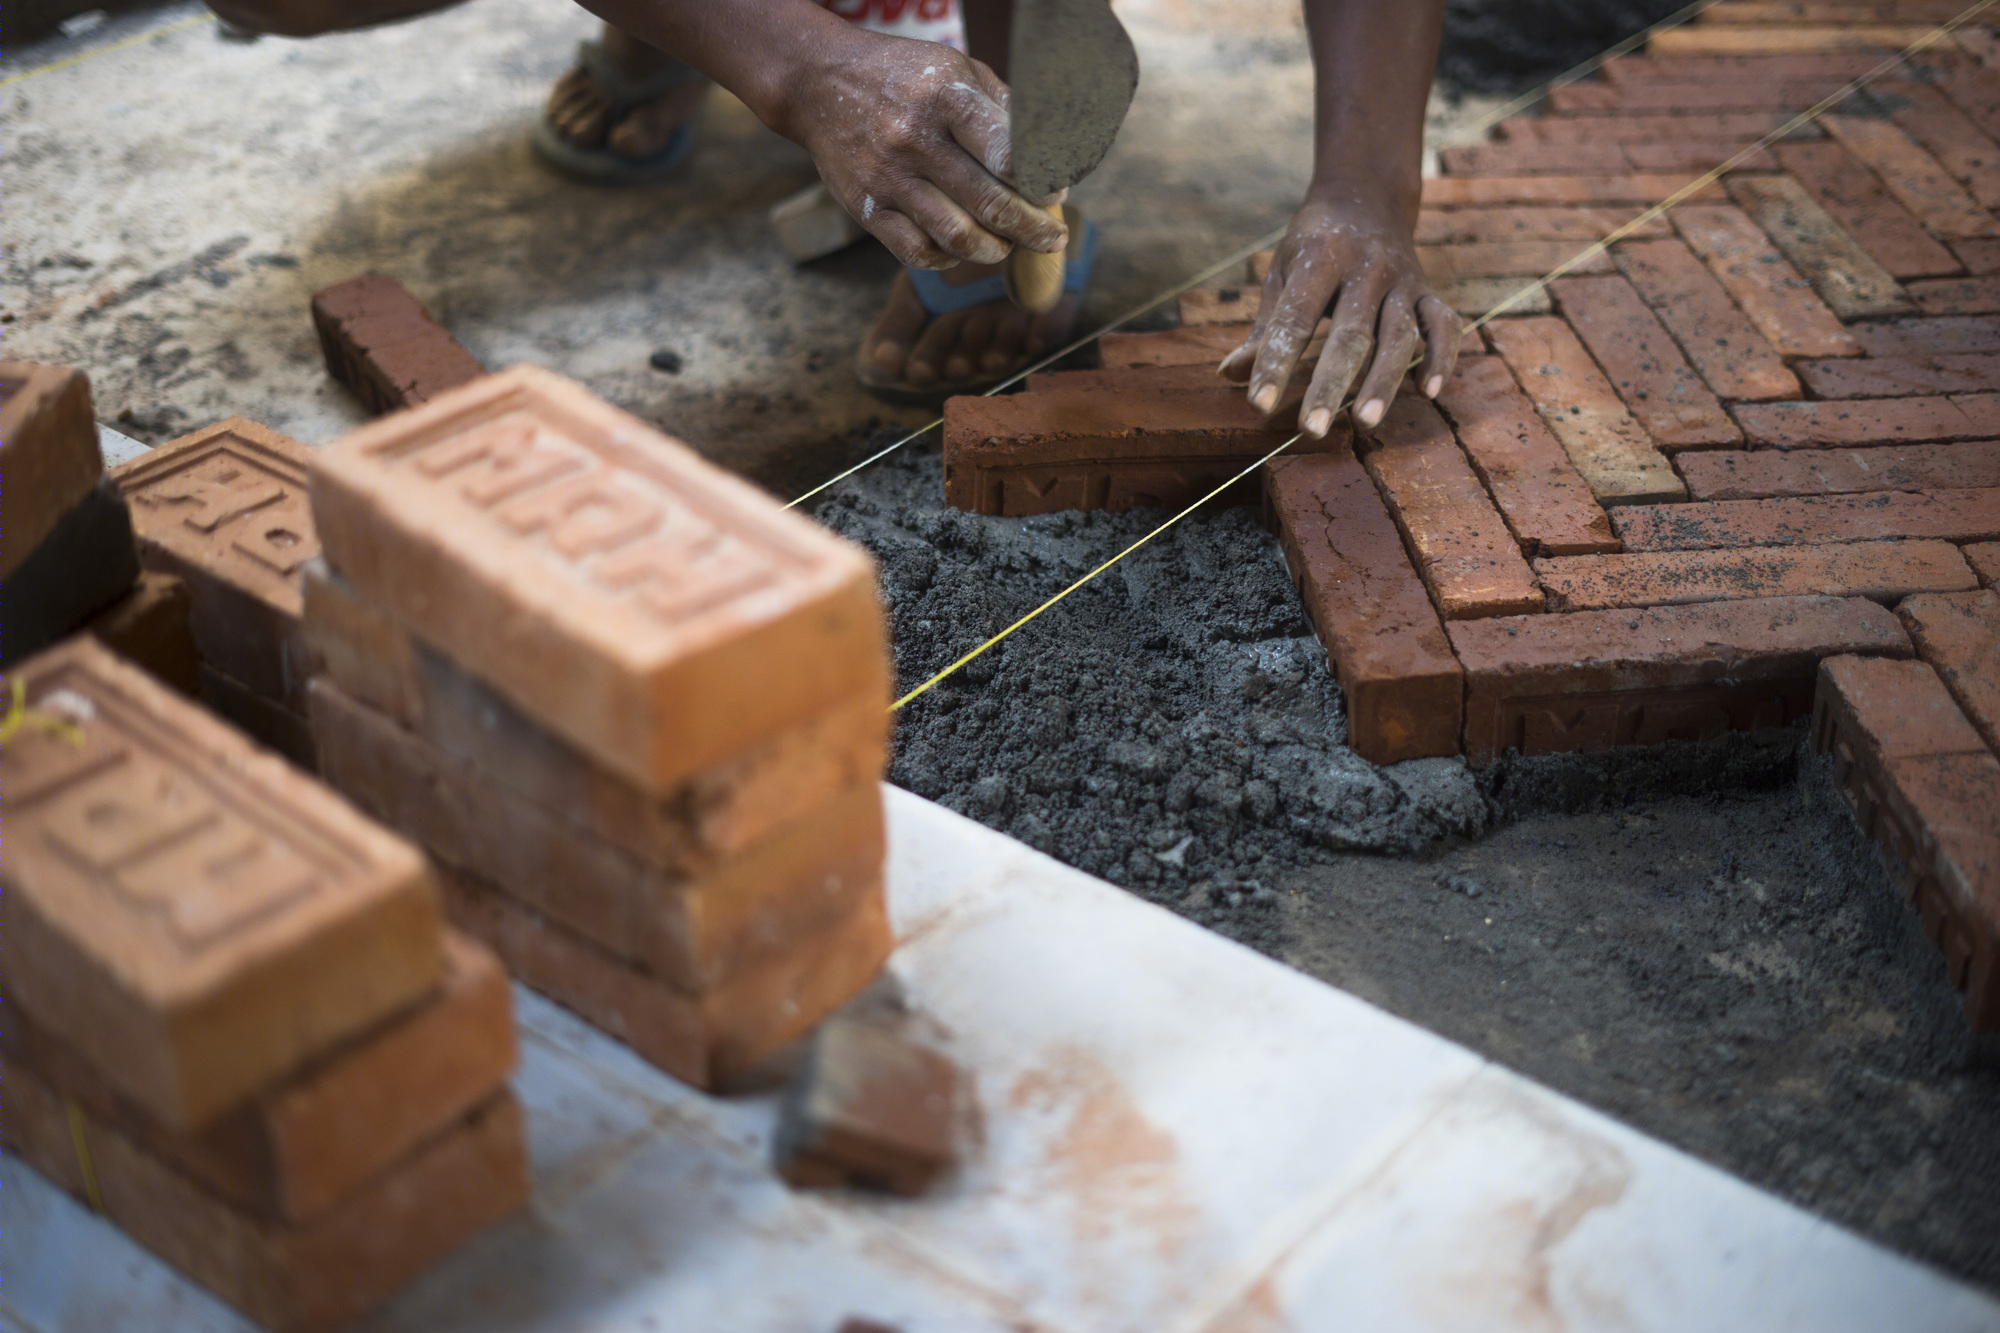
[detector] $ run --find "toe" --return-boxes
[983,308,1031,373]
[862,274,932,382]
[945,305,1002,382]
[906,310,970,386]
[1024,293,1080,359]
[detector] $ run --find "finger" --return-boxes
[966,57,1010,114]
[907,309,971,386]
[925,149,1066,254]
[1248,260,1340,416]
[1416,294,1464,399]
[982,306,1030,372]
[897,180,1011,265]
[1297,276,1388,437]
[946,302,1003,381]
[1218,260,1290,382]
[866,206,956,270]
[937,78,1015,188]
[1342,296,1423,438]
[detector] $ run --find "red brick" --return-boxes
[1449,594,1909,761]
[1935,63,2000,141]
[1951,238,2000,273]
[1178,285,1258,326]
[1878,751,2000,1030]
[1262,452,1464,763]
[1724,173,1914,320]
[0,476,141,669]
[1536,539,1977,610]
[943,381,1323,516]
[0,639,440,1129]
[1706,1,1976,24]
[1485,317,1686,504]
[1735,393,2000,446]
[774,1015,959,1197]
[0,361,101,578]
[1547,77,1854,112]
[1026,363,1233,394]
[84,569,201,695]
[2,1063,525,1333]
[1099,324,1249,368]
[1614,238,1802,399]
[1965,540,2000,584]
[1878,80,2000,211]
[1955,25,2000,69]
[311,366,887,795]
[1852,316,2000,356]
[1358,397,1545,619]
[1812,655,1990,775]
[438,865,891,1089]
[113,417,320,714]
[1773,140,1963,279]
[1432,355,1619,556]
[311,676,885,991]
[1550,275,1741,449]
[1908,275,2000,313]
[1651,24,1940,54]
[1416,205,1673,243]
[1440,139,1632,175]
[1420,175,1730,206]
[302,562,888,873]
[1621,142,1781,172]
[1678,441,2000,498]
[1671,204,1862,357]
[311,274,485,416]
[1497,111,1786,143]
[1897,588,2000,754]
[1601,52,1888,82]
[1822,114,2000,238]
[0,930,513,1223]
[200,661,317,771]
[1420,241,1614,281]
[1797,352,2000,396]
[1612,488,2000,550]
[1434,276,1555,318]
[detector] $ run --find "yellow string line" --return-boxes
[0,677,85,748]
[65,1101,107,1215]
[889,1,1995,712]
[0,11,217,90]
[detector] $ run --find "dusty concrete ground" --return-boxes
[8,0,1997,1300]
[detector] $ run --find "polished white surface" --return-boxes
[5,787,1996,1332]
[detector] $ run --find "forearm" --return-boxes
[1300,0,1443,224]
[206,0,463,37]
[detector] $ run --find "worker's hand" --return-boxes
[1221,190,1461,439]
[780,29,1068,270]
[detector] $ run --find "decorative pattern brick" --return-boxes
[1671,204,1863,357]
[1724,174,1914,320]
[1536,539,1978,610]
[311,274,485,416]
[0,361,102,578]
[1611,488,2000,550]
[1549,275,1740,450]
[1773,141,1964,279]
[1678,441,2000,499]
[1821,114,2000,239]
[1896,588,2000,755]
[1614,238,1802,400]
[1735,393,2000,446]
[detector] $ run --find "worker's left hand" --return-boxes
[1221,188,1461,439]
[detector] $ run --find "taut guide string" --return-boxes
[886,0,1999,712]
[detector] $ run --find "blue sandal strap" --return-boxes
[906,220,1099,316]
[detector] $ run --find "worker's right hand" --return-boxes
[777,29,1069,269]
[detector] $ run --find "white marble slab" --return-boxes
[5,787,1996,1333]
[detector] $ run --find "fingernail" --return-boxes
[1358,398,1386,427]
[1251,384,1279,414]
[1425,375,1443,398]
[1304,408,1333,438]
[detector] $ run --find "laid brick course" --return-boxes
[0,361,102,578]
[1735,393,2000,447]
[1535,539,1978,611]
[1773,140,1964,279]
[1724,174,1914,321]
[1821,114,2000,239]
[1610,488,2000,550]
[1677,441,2000,498]
[1420,241,1615,281]
[1415,205,1673,243]
[1419,174,1730,206]
[1614,238,1803,400]
[311,274,485,416]
[1449,594,1910,761]
[1796,352,2000,397]
[1602,51,1887,83]
[1549,275,1740,450]
[1495,110,1784,143]
[1548,78,1858,112]
[1964,540,2000,584]
[1896,588,2000,754]
[1650,24,1942,56]
[1877,750,2000,1030]
[1812,655,1991,772]
[1177,286,1257,326]
[1671,204,1863,357]
[1951,238,2000,273]
[1908,274,2000,314]
[1852,316,2000,356]
[1875,80,2000,212]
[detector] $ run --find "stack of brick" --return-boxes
[112,417,324,767]
[303,364,896,1089]
[0,638,525,1333]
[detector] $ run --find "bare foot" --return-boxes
[544,26,707,161]
[861,263,1081,389]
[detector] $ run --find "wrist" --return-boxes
[1301,171,1421,229]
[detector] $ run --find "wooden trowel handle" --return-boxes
[1005,202,1069,314]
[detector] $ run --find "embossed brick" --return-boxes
[1358,396,1545,619]
[1451,594,1910,761]
[774,1015,960,1197]
[83,569,201,696]
[1876,79,2000,211]
[1263,452,1463,763]
[1612,488,2000,550]
[1678,441,2000,498]
[1651,25,1938,54]
[1853,316,2000,356]
[0,930,512,1223]
[1550,275,1740,449]
[311,677,886,991]
[0,361,102,577]
[302,562,888,872]
[0,477,141,670]
[1798,352,2000,396]
[1908,275,2000,313]
[1536,539,1977,610]
[2,1065,525,1333]
[1433,355,1620,556]
[1724,174,1914,320]
[113,417,320,713]
[1734,393,2000,446]
[1821,114,2000,238]
[1774,141,1963,279]
[1965,541,2000,584]
[438,865,891,1089]
[1420,241,1615,281]
[0,639,441,1128]
[310,366,888,794]
[1485,316,1686,504]
[311,273,485,416]
[1420,174,1729,206]
[1671,204,1862,357]
[1415,205,1672,243]
[1614,238,1802,400]
[1897,589,2000,754]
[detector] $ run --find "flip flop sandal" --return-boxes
[856,207,1098,406]
[531,40,706,186]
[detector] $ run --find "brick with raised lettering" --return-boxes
[1614,238,1802,400]
[309,366,888,795]
[1451,594,1910,761]
[1263,452,1463,763]
[1485,316,1686,504]
[2,1062,525,1333]
[1671,204,1862,357]
[1358,396,1545,619]
[1774,141,1963,279]
[0,930,512,1223]
[1536,539,1978,611]
[311,274,485,416]
[1734,393,2000,446]
[0,638,442,1128]
[0,361,102,577]
[1433,355,1620,556]
[1678,442,2000,498]
[1612,488,2000,550]
[1822,114,2000,238]
[1419,174,1729,206]
[1965,541,2000,585]
[1897,589,2000,755]
[1550,275,1740,449]
[113,417,320,713]
[83,569,201,696]
[1724,173,1914,320]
